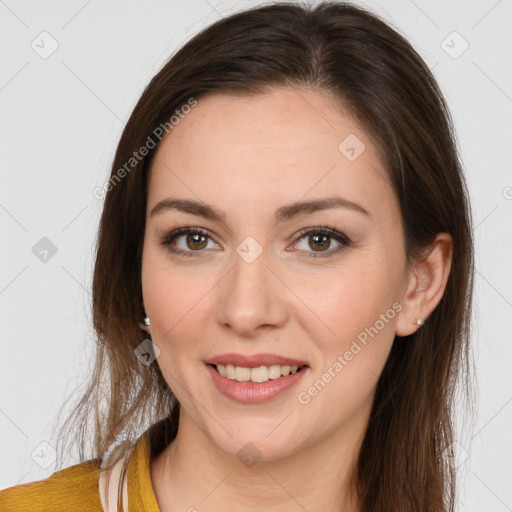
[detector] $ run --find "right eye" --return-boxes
[160,227,220,257]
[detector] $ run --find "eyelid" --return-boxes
[289,226,350,258]
[159,227,219,255]
[294,226,350,246]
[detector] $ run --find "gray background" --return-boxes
[1,1,511,510]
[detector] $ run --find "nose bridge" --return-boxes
[217,237,287,333]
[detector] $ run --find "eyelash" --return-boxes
[159,226,351,259]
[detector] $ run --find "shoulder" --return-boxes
[0,459,103,512]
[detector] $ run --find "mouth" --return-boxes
[207,363,309,384]
[205,362,310,403]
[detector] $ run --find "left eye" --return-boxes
[292,227,350,257]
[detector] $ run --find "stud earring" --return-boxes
[143,315,151,326]
[416,318,424,326]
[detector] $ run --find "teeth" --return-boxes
[216,364,301,383]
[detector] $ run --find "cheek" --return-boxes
[295,272,398,424]
[292,257,396,340]
[290,254,401,399]
[141,253,215,355]
[141,276,213,394]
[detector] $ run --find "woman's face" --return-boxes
[141,87,414,461]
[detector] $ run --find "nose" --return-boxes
[216,243,289,338]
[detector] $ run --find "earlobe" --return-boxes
[139,302,152,335]
[394,233,453,338]
[394,284,426,337]
[139,321,151,335]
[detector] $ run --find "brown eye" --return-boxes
[184,232,208,250]
[293,227,350,257]
[307,233,331,251]
[160,227,219,257]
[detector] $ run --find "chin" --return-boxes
[206,422,301,465]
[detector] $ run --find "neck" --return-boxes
[150,407,369,512]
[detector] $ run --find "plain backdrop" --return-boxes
[0,1,511,510]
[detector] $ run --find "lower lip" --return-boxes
[206,364,309,404]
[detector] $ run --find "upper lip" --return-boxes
[205,353,309,368]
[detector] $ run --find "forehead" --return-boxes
[147,88,399,225]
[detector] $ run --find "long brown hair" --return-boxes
[55,2,475,510]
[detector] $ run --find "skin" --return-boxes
[140,87,453,512]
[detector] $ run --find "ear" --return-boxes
[395,232,453,337]
[139,300,151,335]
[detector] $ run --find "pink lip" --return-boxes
[206,364,309,404]
[204,352,309,367]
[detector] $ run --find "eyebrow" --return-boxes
[149,196,370,223]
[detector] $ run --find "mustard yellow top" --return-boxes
[0,432,160,511]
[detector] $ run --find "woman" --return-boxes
[0,1,474,511]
